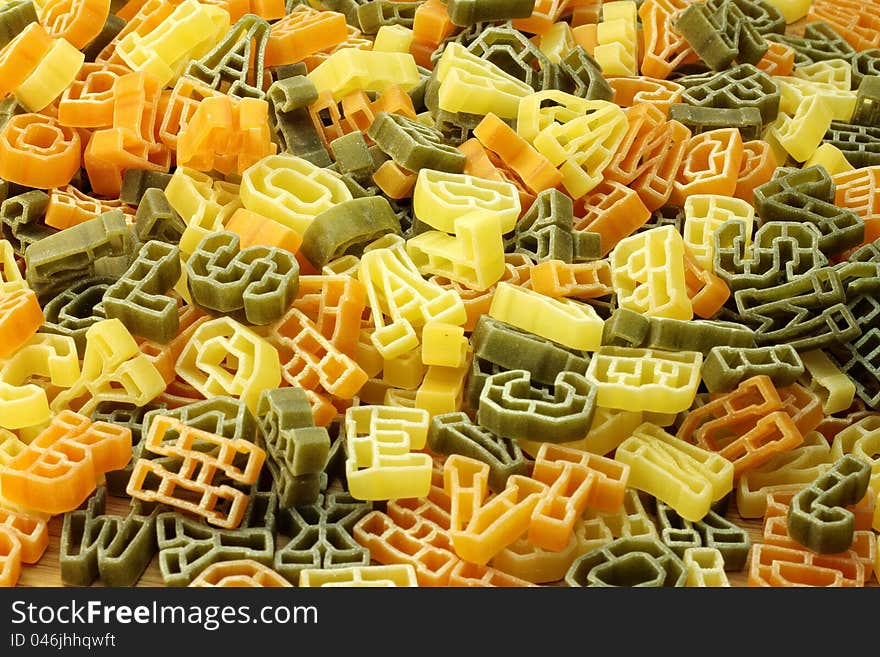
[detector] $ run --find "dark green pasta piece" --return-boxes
[0,189,53,257]
[24,210,138,297]
[269,61,308,83]
[60,486,163,587]
[155,484,277,586]
[464,354,507,413]
[405,64,431,114]
[852,49,880,89]
[600,306,649,348]
[602,306,755,354]
[357,0,419,34]
[446,0,536,27]
[0,0,36,50]
[120,168,173,206]
[314,0,360,25]
[515,186,572,231]
[476,369,597,444]
[96,500,163,587]
[827,328,880,409]
[428,412,530,493]
[40,276,111,355]
[466,23,551,90]
[266,75,331,167]
[834,259,880,302]
[849,236,880,264]
[733,267,861,351]
[300,195,401,270]
[565,536,687,587]
[182,14,270,100]
[573,231,602,262]
[256,387,331,509]
[506,188,577,262]
[713,219,828,292]
[766,21,855,67]
[638,205,684,234]
[669,104,764,141]
[787,454,872,554]
[701,344,805,393]
[430,108,482,143]
[133,187,185,244]
[367,111,467,173]
[676,63,779,124]
[851,76,880,127]
[693,509,751,571]
[369,142,391,169]
[823,120,880,168]
[0,97,22,131]
[336,171,381,200]
[753,166,865,258]
[81,13,126,62]
[59,487,114,586]
[654,499,749,571]
[470,314,590,386]
[675,1,768,71]
[274,492,372,585]
[552,46,614,101]
[185,230,299,325]
[706,0,785,35]
[329,131,376,184]
[103,240,181,344]
[654,500,703,558]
